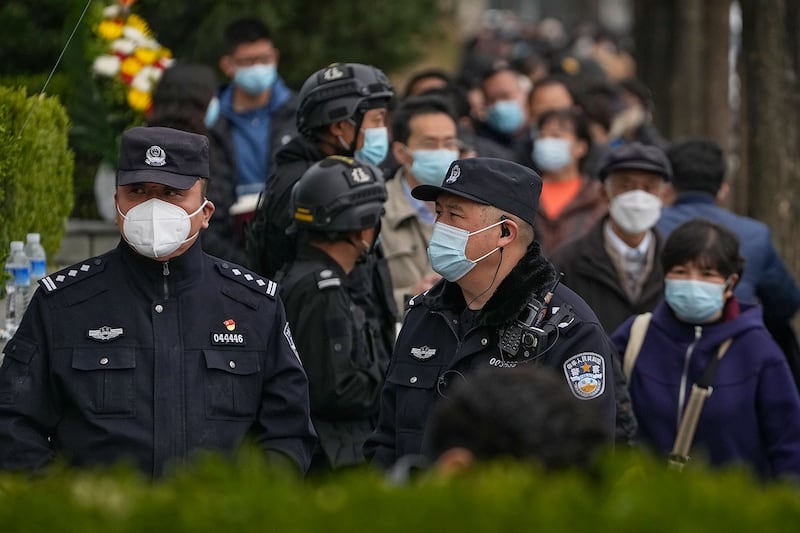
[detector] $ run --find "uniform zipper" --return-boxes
[162,261,170,300]
[677,325,703,427]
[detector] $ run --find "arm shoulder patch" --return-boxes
[39,257,106,295]
[314,269,341,291]
[216,262,277,298]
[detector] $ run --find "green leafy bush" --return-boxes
[0,448,798,531]
[0,86,74,262]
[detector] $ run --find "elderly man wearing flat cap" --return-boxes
[364,157,617,469]
[0,126,316,477]
[551,142,672,335]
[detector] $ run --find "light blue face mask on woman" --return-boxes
[428,220,504,282]
[354,127,389,166]
[664,278,727,323]
[410,148,459,186]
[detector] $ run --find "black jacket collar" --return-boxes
[119,238,206,298]
[421,241,557,327]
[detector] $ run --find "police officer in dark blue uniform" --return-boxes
[0,127,316,476]
[364,157,617,469]
[280,156,390,471]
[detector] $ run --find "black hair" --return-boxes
[661,219,745,278]
[666,137,726,195]
[528,75,574,105]
[390,96,457,144]
[150,62,218,135]
[573,81,622,133]
[426,366,610,471]
[223,17,273,55]
[537,108,593,159]
[403,68,453,98]
[618,78,654,112]
[479,64,523,92]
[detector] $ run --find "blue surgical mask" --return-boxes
[204,96,220,129]
[428,220,503,282]
[486,100,525,134]
[410,148,459,186]
[532,137,571,172]
[664,279,727,323]
[354,127,389,166]
[234,63,277,95]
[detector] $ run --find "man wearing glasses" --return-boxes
[381,96,464,313]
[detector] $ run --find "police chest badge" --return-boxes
[563,352,605,400]
[410,345,437,361]
[87,326,124,342]
[211,319,246,346]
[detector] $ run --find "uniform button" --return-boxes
[94,259,102,266]
[99,357,109,365]
[333,343,342,352]
[229,360,236,369]
[481,337,488,346]
[221,262,229,269]
[155,304,164,313]
[452,319,458,324]
[409,376,417,384]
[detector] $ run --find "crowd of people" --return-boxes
[1,12,800,483]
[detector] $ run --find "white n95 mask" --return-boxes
[117,198,207,259]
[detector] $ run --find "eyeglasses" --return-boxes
[232,55,275,67]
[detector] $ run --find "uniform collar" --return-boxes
[119,237,206,294]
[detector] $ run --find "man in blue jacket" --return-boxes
[364,158,616,469]
[657,137,800,385]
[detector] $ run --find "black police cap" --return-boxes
[117,126,210,189]
[597,142,672,182]
[412,157,542,227]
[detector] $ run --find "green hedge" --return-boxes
[0,448,798,531]
[0,85,74,263]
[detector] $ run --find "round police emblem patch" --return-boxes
[563,352,605,400]
[145,145,166,166]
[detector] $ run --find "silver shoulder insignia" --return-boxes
[216,262,277,298]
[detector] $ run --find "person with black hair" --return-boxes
[210,17,298,205]
[381,96,461,312]
[426,367,610,473]
[149,62,244,265]
[475,66,530,161]
[532,108,606,254]
[279,157,390,471]
[611,219,800,480]
[403,68,453,98]
[657,137,800,387]
[608,78,667,149]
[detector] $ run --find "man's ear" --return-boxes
[498,217,517,248]
[201,199,216,229]
[435,447,475,476]
[392,140,412,167]
[219,56,235,79]
[716,182,730,206]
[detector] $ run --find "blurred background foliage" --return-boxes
[0,0,451,219]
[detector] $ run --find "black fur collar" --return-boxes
[422,242,557,326]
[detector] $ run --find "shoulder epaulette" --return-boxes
[314,268,341,291]
[216,262,277,298]
[407,289,430,308]
[39,257,106,295]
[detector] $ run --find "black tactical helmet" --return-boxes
[290,156,387,233]
[296,63,394,140]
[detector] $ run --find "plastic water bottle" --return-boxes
[3,241,30,337]
[24,233,46,306]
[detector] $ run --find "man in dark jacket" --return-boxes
[364,158,617,470]
[551,142,672,334]
[0,127,316,477]
[280,157,390,471]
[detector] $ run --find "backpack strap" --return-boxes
[623,312,653,382]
